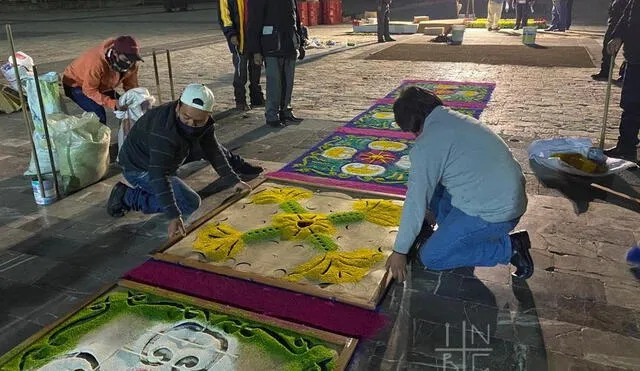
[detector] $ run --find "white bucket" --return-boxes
[522,26,537,45]
[31,177,58,205]
[450,25,466,45]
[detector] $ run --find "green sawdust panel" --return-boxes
[0,286,342,371]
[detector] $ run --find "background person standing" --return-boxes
[218,0,265,111]
[247,0,306,128]
[377,0,395,43]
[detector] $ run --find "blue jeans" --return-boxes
[123,171,201,218]
[618,63,640,151]
[63,85,118,124]
[419,185,519,270]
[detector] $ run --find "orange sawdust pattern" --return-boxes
[352,200,402,227]
[287,249,385,284]
[272,213,336,240]
[193,223,245,262]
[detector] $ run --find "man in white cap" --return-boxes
[108,84,256,237]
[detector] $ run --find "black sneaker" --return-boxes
[267,120,285,128]
[107,182,130,217]
[235,162,264,180]
[604,146,638,162]
[591,71,608,81]
[378,38,385,43]
[510,231,534,279]
[281,112,303,123]
[384,36,396,42]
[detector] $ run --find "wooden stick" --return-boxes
[32,65,61,199]
[166,49,175,101]
[599,54,616,149]
[590,183,640,205]
[5,24,45,198]
[152,49,162,103]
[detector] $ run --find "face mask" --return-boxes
[106,49,133,73]
[176,116,209,137]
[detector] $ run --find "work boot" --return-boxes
[510,231,534,279]
[384,36,396,42]
[281,111,303,123]
[378,38,385,43]
[235,162,264,180]
[267,120,285,128]
[107,182,130,217]
[604,146,638,162]
[591,71,608,81]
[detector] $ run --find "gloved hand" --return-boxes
[298,47,306,61]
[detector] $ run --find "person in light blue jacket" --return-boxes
[385,87,533,282]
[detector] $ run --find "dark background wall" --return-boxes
[0,0,611,27]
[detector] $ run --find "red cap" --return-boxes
[113,35,144,62]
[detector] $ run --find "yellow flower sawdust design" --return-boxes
[272,213,335,240]
[352,199,402,226]
[193,223,244,262]
[251,187,313,205]
[287,249,385,284]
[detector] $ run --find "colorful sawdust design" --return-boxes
[288,249,385,283]
[344,103,484,131]
[268,130,413,197]
[192,185,402,283]
[383,80,496,106]
[0,288,337,371]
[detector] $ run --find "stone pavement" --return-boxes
[1,6,640,370]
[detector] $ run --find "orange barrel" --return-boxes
[297,1,309,27]
[323,0,342,24]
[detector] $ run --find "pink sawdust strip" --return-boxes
[266,171,407,197]
[124,260,389,339]
[335,126,416,139]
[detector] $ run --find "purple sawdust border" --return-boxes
[267,128,412,198]
[382,79,496,105]
[266,171,407,198]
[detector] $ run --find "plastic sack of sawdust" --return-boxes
[1,51,34,92]
[114,87,155,152]
[22,71,67,132]
[528,137,637,177]
[25,113,111,193]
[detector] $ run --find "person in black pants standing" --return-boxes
[377,0,395,43]
[592,0,629,81]
[513,0,535,30]
[605,0,639,162]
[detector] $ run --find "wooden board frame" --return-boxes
[152,180,397,310]
[0,280,358,371]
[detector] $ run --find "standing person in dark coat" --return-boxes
[592,0,629,81]
[605,0,640,162]
[246,0,306,128]
[218,0,265,111]
[512,0,535,30]
[377,0,395,43]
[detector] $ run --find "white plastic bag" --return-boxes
[1,52,34,91]
[114,87,155,151]
[25,113,111,192]
[25,131,60,176]
[22,72,67,132]
[528,137,637,177]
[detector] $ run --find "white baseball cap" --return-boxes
[180,84,215,112]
